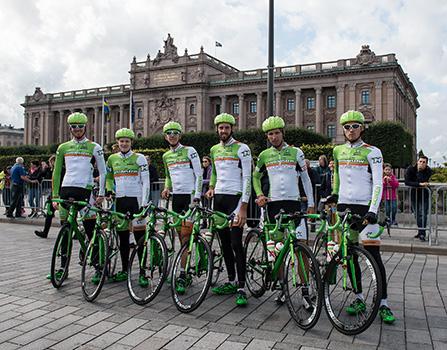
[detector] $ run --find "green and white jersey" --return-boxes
[209,137,252,203]
[253,143,314,206]
[52,137,106,198]
[162,144,202,199]
[332,140,383,213]
[106,151,150,206]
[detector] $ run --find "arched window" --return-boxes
[137,108,143,119]
[189,104,196,115]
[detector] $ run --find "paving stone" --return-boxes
[193,331,229,349]
[111,317,148,334]
[45,323,87,341]
[154,324,187,339]
[85,331,125,348]
[241,328,286,342]
[217,340,247,350]
[76,311,114,326]
[116,328,155,347]
[132,336,171,350]
[8,326,53,346]
[406,329,432,345]
[51,332,96,350]
[245,338,276,350]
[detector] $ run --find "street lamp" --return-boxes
[267,0,274,118]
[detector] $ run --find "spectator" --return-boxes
[315,154,332,202]
[201,156,212,208]
[146,156,160,205]
[404,155,432,241]
[28,160,43,217]
[6,157,37,218]
[299,159,320,233]
[0,166,12,214]
[382,163,399,226]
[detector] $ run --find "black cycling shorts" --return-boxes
[266,200,301,223]
[172,194,191,214]
[116,197,140,216]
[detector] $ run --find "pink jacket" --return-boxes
[382,174,399,201]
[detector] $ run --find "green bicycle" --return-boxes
[80,203,128,302]
[171,204,230,313]
[245,209,323,330]
[50,198,90,289]
[311,205,383,335]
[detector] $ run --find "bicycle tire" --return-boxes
[312,231,328,272]
[81,230,108,302]
[323,244,382,335]
[171,235,213,313]
[283,241,323,330]
[244,228,268,298]
[50,224,73,289]
[164,227,176,276]
[106,228,119,278]
[128,233,168,305]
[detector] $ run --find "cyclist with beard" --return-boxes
[326,110,395,324]
[206,113,252,306]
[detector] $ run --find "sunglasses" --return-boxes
[166,130,181,136]
[343,123,361,130]
[70,124,86,129]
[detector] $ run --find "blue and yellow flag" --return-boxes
[103,98,110,121]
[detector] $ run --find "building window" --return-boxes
[287,98,295,111]
[34,117,39,126]
[327,95,336,109]
[306,125,315,132]
[327,125,336,139]
[189,104,196,115]
[216,104,221,115]
[361,90,370,105]
[137,108,142,119]
[232,102,239,115]
[137,132,142,138]
[249,101,257,113]
[306,97,315,110]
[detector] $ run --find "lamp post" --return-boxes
[267,0,274,118]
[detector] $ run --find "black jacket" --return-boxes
[404,165,432,201]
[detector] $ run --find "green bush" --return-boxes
[431,168,447,183]
[363,121,413,168]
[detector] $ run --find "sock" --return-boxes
[356,293,364,301]
[380,299,388,307]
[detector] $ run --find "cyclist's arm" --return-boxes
[93,144,107,196]
[238,144,252,204]
[367,147,383,214]
[52,144,64,198]
[209,148,217,189]
[188,147,203,200]
[105,156,114,194]
[332,147,340,196]
[162,154,172,190]
[252,153,265,197]
[137,154,150,207]
[296,148,314,207]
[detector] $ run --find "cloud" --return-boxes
[0,0,445,163]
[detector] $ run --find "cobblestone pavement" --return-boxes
[0,223,446,350]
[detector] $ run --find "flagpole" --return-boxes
[101,96,105,148]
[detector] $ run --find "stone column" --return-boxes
[375,80,383,121]
[256,92,263,128]
[93,108,100,142]
[315,87,322,134]
[221,95,227,113]
[238,94,245,129]
[294,89,302,127]
[197,94,203,131]
[385,80,394,121]
[106,108,112,144]
[275,90,282,116]
[24,113,29,144]
[59,110,65,142]
[119,104,125,128]
[177,97,186,131]
[143,100,150,136]
[336,84,346,143]
[348,83,356,110]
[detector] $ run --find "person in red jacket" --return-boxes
[382,163,399,226]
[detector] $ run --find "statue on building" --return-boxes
[151,93,178,129]
[355,45,380,66]
[152,34,179,65]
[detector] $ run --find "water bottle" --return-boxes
[274,242,284,255]
[266,240,276,262]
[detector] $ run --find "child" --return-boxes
[382,163,399,225]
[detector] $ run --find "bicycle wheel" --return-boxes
[171,235,213,313]
[81,230,108,302]
[323,245,382,335]
[164,228,176,276]
[283,242,323,330]
[312,231,328,271]
[128,233,168,305]
[210,233,224,286]
[106,228,119,278]
[244,229,268,298]
[50,224,73,288]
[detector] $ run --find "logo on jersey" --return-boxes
[139,164,148,172]
[371,156,382,164]
[241,150,251,158]
[190,152,198,159]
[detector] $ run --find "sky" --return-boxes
[0,0,446,164]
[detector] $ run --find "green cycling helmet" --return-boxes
[340,110,365,125]
[115,128,135,140]
[214,113,236,126]
[163,121,182,133]
[262,116,285,133]
[67,112,88,125]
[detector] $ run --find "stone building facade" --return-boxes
[0,124,24,147]
[22,35,419,146]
